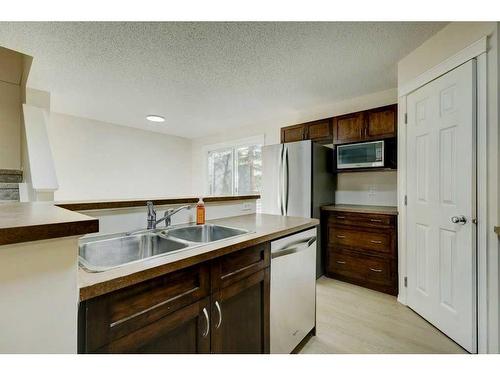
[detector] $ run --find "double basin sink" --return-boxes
[79,224,249,272]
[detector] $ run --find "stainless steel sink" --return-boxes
[79,233,189,272]
[163,224,248,243]
[79,224,250,272]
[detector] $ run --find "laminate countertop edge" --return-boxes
[56,194,260,211]
[0,202,99,246]
[321,204,398,216]
[79,214,319,301]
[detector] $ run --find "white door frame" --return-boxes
[398,36,498,353]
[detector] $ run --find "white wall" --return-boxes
[47,112,193,201]
[191,88,398,196]
[0,236,79,353]
[397,21,499,353]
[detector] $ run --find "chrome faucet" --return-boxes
[146,201,192,230]
[146,201,157,229]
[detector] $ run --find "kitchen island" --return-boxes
[78,213,318,354]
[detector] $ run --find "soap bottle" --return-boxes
[196,198,205,225]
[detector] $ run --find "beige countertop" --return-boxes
[79,213,319,301]
[0,202,98,246]
[321,204,398,215]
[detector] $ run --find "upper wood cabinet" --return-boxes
[281,119,332,144]
[281,124,307,143]
[365,105,397,140]
[280,104,397,145]
[333,104,397,145]
[332,112,365,144]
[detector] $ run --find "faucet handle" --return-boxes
[146,201,156,216]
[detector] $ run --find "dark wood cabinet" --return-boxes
[79,243,271,354]
[307,120,332,141]
[332,112,365,144]
[97,298,211,354]
[281,119,331,143]
[332,104,397,145]
[323,209,398,295]
[280,104,397,145]
[281,124,307,143]
[211,269,270,354]
[365,105,397,140]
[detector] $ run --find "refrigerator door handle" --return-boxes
[278,145,285,215]
[284,146,290,215]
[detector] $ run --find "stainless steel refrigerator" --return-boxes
[261,139,335,277]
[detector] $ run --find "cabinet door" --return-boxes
[281,124,306,143]
[308,120,332,141]
[365,104,397,139]
[211,269,270,354]
[332,112,365,144]
[97,298,211,353]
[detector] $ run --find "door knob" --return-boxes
[451,215,467,225]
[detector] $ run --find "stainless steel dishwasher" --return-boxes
[270,227,317,354]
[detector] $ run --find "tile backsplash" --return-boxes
[335,171,397,206]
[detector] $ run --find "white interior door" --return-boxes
[406,60,477,353]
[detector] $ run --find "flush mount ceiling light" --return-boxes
[146,115,165,123]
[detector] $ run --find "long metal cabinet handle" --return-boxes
[336,260,346,264]
[271,236,317,259]
[215,301,222,329]
[284,146,290,215]
[369,268,382,273]
[370,240,382,244]
[202,307,210,337]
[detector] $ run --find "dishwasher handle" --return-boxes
[271,236,316,259]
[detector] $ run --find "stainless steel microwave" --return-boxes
[337,140,385,169]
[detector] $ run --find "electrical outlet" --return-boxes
[368,185,376,196]
[242,202,253,211]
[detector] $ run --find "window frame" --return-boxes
[203,135,265,196]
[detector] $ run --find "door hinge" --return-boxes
[404,195,407,206]
[404,113,408,124]
[404,277,408,288]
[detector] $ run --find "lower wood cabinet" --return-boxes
[322,209,398,295]
[211,269,269,354]
[79,242,271,354]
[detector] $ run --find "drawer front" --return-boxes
[211,242,270,291]
[329,226,391,254]
[328,211,395,228]
[329,249,391,286]
[84,263,210,352]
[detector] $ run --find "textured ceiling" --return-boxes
[0,22,445,138]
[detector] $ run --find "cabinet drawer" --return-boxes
[83,263,210,352]
[211,242,270,291]
[96,297,211,354]
[329,249,391,286]
[329,227,391,254]
[328,211,394,228]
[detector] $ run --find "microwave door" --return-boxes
[337,141,384,169]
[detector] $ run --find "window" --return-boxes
[206,136,263,196]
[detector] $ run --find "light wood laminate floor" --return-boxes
[300,277,467,354]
